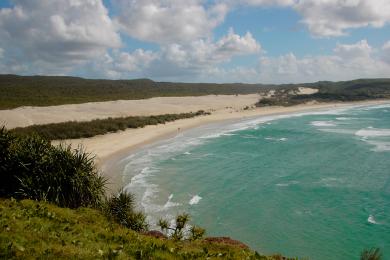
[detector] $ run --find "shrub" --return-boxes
[0,127,106,208]
[158,213,205,241]
[361,248,382,260]
[103,192,148,232]
[11,111,211,140]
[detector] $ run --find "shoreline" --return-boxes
[57,99,390,194]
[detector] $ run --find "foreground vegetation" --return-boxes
[11,110,210,140]
[0,127,292,259]
[0,127,383,259]
[0,199,283,259]
[0,127,105,208]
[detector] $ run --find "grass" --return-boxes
[0,198,290,259]
[11,110,210,140]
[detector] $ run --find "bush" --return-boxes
[0,126,106,208]
[158,213,205,241]
[103,192,148,232]
[11,111,211,140]
[361,248,382,260]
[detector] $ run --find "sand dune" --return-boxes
[0,94,260,129]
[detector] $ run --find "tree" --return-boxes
[361,248,382,260]
[158,213,205,241]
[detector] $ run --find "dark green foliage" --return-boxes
[103,192,148,232]
[361,248,382,260]
[256,98,281,107]
[0,74,270,109]
[256,79,390,107]
[0,127,106,208]
[11,111,210,140]
[158,213,205,241]
[189,226,206,241]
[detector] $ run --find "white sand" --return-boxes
[2,95,388,193]
[57,102,357,163]
[0,94,260,129]
[297,87,319,95]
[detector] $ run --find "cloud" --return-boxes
[255,40,390,83]
[115,0,228,44]
[85,28,261,80]
[382,41,390,64]
[236,0,296,7]
[0,0,121,73]
[294,0,390,37]
[334,39,372,59]
[146,29,261,79]
[186,40,390,84]
[235,0,390,38]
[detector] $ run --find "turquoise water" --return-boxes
[122,104,390,259]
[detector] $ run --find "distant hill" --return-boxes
[1,74,390,109]
[0,75,273,109]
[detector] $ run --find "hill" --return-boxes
[0,74,272,109]
[1,75,390,109]
[0,199,288,259]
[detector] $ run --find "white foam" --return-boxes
[276,180,299,187]
[163,194,181,209]
[336,117,353,121]
[311,121,336,127]
[364,140,390,152]
[189,195,202,205]
[367,215,378,224]
[355,128,390,137]
[318,128,355,135]
[183,151,192,155]
[265,137,288,142]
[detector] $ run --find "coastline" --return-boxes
[57,99,390,194]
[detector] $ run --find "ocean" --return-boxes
[121,103,390,259]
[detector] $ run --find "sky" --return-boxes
[0,0,389,84]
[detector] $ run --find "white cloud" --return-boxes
[92,29,261,81]
[235,0,390,38]
[80,49,159,79]
[382,41,390,64]
[155,29,261,77]
[294,0,390,37]
[237,0,296,7]
[255,40,390,83]
[0,0,121,73]
[188,40,390,84]
[115,0,228,44]
[334,39,372,59]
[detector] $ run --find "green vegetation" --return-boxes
[1,75,390,110]
[0,127,105,208]
[11,110,210,140]
[256,79,390,107]
[361,248,382,260]
[0,74,270,109]
[0,125,293,259]
[158,213,206,241]
[0,199,284,259]
[103,192,148,232]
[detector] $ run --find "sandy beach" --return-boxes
[0,94,261,129]
[53,99,389,193]
[2,94,389,193]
